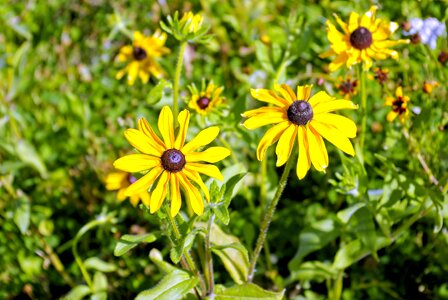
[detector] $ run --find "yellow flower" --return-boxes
[105,171,150,207]
[180,12,203,33]
[188,82,224,115]
[423,81,439,94]
[242,84,358,179]
[113,106,230,216]
[321,6,408,72]
[385,86,410,123]
[116,31,169,85]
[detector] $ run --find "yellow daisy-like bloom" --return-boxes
[188,82,224,115]
[321,6,408,72]
[180,12,203,33]
[113,106,230,216]
[242,84,358,179]
[105,171,150,207]
[116,31,169,85]
[385,87,410,124]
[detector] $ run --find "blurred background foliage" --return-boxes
[0,0,447,299]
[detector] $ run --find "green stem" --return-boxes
[248,153,294,282]
[205,214,215,296]
[359,64,367,151]
[173,42,187,124]
[165,207,206,297]
[72,214,115,291]
[41,237,75,288]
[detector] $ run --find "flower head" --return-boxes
[105,171,150,206]
[321,6,408,71]
[423,81,439,94]
[180,12,204,34]
[373,67,389,85]
[113,106,230,216]
[116,31,169,85]
[385,87,410,123]
[242,84,358,179]
[160,11,209,43]
[403,18,446,49]
[187,81,224,115]
[336,76,358,99]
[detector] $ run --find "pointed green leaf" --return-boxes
[149,248,177,274]
[62,285,91,300]
[289,261,336,283]
[114,233,157,256]
[16,139,48,178]
[146,79,170,104]
[333,237,389,270]
[14,194,30,234]
[135,269,198,300]
[337,202,366,224]
[84,257,117,273]
[214,283,284,300]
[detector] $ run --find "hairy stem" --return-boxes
[359,64,367,151]
[205,214,215,296]
[248,153,294,282]
[173,42,187,124]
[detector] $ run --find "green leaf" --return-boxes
[114,233,157,256]
[14,193,30,234]
[289,219,339,270]
[254,41,274,73]
[16,139,48,178]
[214,283,284,300]
[333,237,389,270]
[62,285,91,300]
[170,229,199,264]
[135,269,198,300]
[289,261,336,283]
[223,173,246,205]
[93,272,108,293]
[209,224,249,284]
[337,203,366,224]
[149,248,177,274]
[146,79,170,104]
[84,257,117,273]
[352,207,377,257]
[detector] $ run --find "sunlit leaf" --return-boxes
[214,283,284,300]
[114,233,157,256]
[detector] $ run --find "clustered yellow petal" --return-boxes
[113,106,230,216]
[116,31,170,85]
[385,86,410,124]
[321,6,409,72]
[242,84,358,179]
[105,171,150,207]
[180,12,203,33]
[188,82,225,115]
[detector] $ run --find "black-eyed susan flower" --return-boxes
[385,87,410,123]
[242,84,358,179]
[187,81,224,115]
[116,31,169,85]
[161,11,208,43]
[320,6,408,71]
[113,106,230,216]
[105,171,150,207]
[373,67,389,85]
[336,76,358,99]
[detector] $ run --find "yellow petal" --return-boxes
[185,163,224,181]
[313,113,358,138]
[130,194,140,207]
[309,121,355,156]
[138,118,166,151]
[243,112,286,130]
[313,100,358,114]
[274,84,296,104]
[127,61,139,86]
[242,106,284,118]
[117,188,127,201]
[174,110,191,149]
[308,91,334,107]
[149,171,169,213]
[348,11,360,33]
[139,70,150,84]
[124,129,163,156]
[296,85,313,101]
[170,175,182,217]
[140,191,150,206]
[395,86,403,98]
[182,126,220,154]
[158,106,175,149]
[297,126,311,179]
[182,168,210,202]
[306,125,328,171]
[386,111,398,122]
[250,88,290,108]
[186,147,231,163]
[105,172,127,190]
[125,166,163,196]
[178,172,204,215]
[113,154,160,172]
[275,124,297,167]
[256,121,290,161]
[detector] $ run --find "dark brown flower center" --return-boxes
[350,27,373,50]
[392,97,406,114]
[133,47,147,61]
[287,100,313,125]
[374,69,388,85]
[197,97,211,109]
[339,79,357,94]
[161,149,186,173]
